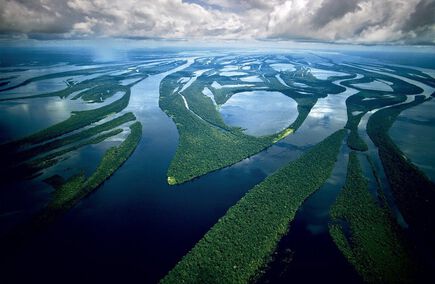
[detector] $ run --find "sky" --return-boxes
[0,0,434,45]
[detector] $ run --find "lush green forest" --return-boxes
[159,59,349,185]
[329,151,416,282]
[16,128,123,180]
[1,51,434,284]
[33,121,142,227]
[161,129,345,283]
[0,90,131,151]
[2,121,142,255]
[161,75,275,185]
[367,95,435,260]
[13,112,136,164]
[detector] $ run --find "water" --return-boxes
[352,80,394,92]
[270,63,296,72]
[219,90,298,136]
[258,141,362,283]
[256,75,363,283]
[308,68,349,80]
[389,98,435,182]
[0,92,129,142]
[1,48,435,284]
[220,71,247,76]
[240,75,263,83]
[0,56,312,284]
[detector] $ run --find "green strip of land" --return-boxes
[15,128,123,180]
[160,61,365,185]
[14,112,136,164]
[160,77,273,185]
[161,129,345,283]
[0,65,118,92]
[160,72,311,185]
[0,89,130,152]
[329,151,416,283]
[366,95,435,257]
[344,92,406,152]
[34,121,142,225]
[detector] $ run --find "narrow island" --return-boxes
[161,129,345,283]
[329,151,416,282]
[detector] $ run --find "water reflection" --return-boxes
[390,99,435,181]
[219,90,298,136]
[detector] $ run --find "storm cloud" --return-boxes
[0,0,433,44]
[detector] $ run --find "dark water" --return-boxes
[1,47,434,284]
[258,140,362,284]
[0,60,309,283]
[389,98,435,182]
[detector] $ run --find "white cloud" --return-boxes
[0,0,433,44]
[265,0,431,44]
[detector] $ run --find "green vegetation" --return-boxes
[272,128,294,143]
[329,152,416,283]
[339,64,423,152]
[0,90,130,151]
[34,121,142,225]
[347,129,368,152]
[345,108,367,151]
[74,84,129,102]
[0,74,143,103]
[0,65,118,92]
[159,60,336,184]
[161,129,345,283]
[167,176,177,185]
[181,77,231,129]
[340,66,424,95]
[161,91,270,184]
[161,74,294,185]
[366,95,435,257]
[160,60,364,185]
[13,112,135,164]
[2,122,142,252]
[84,121,141,190]
[0,60,186,103]
[15,128,123,180]
[344,92,406,152]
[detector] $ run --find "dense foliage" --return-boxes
[329,152,416,283]
[344,92,406,152]
[366,95,435,259]
[160,76,275,185]
[0,90,131,151]
[16,128,123,180]
[159,59,346,184]
[14,112,136,163]
[36,121,142,224]
[161,129,345,283]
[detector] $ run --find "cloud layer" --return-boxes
[0,0,434,44]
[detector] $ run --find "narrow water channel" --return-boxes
[257,139,362,284]
[2,60,316,283]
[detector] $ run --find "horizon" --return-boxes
[0,0,434,46]
[1,2,435,284]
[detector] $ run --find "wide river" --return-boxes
[2,51,434,283]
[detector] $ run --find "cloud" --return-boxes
[311,0,366,28]
[266,0,434,44]
[0,0,433,44]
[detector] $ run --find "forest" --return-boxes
[329,151,416,282]
[161,129,345,283]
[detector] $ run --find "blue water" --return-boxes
[1,46,434,284]
[219,90,298,136]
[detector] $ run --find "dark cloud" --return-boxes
[0,0,79,34]
[0,0,433,45]
[403,0,435,31]
[312,0,365,28]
